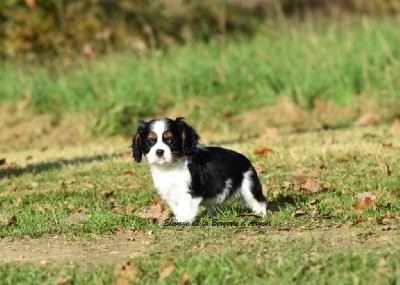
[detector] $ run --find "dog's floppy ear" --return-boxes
[175,117,200,154]
[131,120,146,163]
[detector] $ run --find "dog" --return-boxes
[131,117,267,222]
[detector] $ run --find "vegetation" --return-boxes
[2,0,399,59]
[1,17,400,136]
[2,2,400,283]
[1,125,400,283]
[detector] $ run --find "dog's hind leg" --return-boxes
[239,169,267,215]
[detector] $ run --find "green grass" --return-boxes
[1,17,400,134]
[1,125,400,283]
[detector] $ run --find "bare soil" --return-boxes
[1,227,397,266]
[0,233,152,265]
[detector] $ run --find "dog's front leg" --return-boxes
[174,195,202,223]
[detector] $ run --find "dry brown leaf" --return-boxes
[292,210,307,217]
[113,278,128,285]
[389,188,400,199]
[331,208,343,216]
[261,128,279,140]
[159,258,176,280]
[291,176,326,193]
[352,192,377,211]
[113,205,135,216]
[379,162,390,175]
[237,213,262,219]
[125,205,136,216]
[60,179,76,187]
[61,212,90,224]
[303,178,323,193]
[31,182,38,188]
[179,273,190,285]
[114,261,142,282]
[25,0,35,8]
[123,170,134,177]
[116,226,139,236]
[85,183,95,189]
[254,163,266,174]
[381,143,394,148]
[150,194,163,206]
[137,204,170,223]
[391,119,400,131]
[355,112,377,126]
[1,214,17,227]
[253,146,273,158]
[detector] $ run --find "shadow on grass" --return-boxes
[0,152,127,178]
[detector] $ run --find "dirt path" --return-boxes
[0,233,152,265]
[1,226,398,266]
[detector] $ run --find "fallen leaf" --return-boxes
[325,136,334,146]
[159,258,176,280]
[352,192,377,211]
[379,162,390,175]
[116,226,139,236]
[261,128,278,140]
[61,212,90,224]
[391,119,400,131]
[308,199,319,206]
[125,205,136,216]
[179,273,190,285]
[292,210,307,217]
[150,194,163,206]
[355,112,377,126]
[31,182,38,188]
[115,261,142,281]
[1,214,17,227]
[85,183,95,189]
[25,0,35,9]
[254,163,265,174]
[382,225,397,231]
[303,178,322,193]
[101,190,115,201]
[60,179,76,187]
[253,146,273,158]
[0,158,5,165]
[53,275,72,285]
[291,176,326,193]
[137,204,169,223]
[389,188,400,199]
[113,205,136,216]
[331,208,343,216]
[123,170,134,177]
[237,213,262,219]
[381,143,394,148]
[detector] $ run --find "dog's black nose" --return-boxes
[156,149,164,157]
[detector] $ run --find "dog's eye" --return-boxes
[166,138,175,145]
[147,138,156,145]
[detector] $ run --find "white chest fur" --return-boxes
[149,159,192,209]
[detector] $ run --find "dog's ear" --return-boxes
[131,120,146,163]
[175,117,200,154]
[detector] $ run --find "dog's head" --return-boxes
[131,117,200,165]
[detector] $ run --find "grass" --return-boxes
[1,124,400,283]
[1,17,400,135]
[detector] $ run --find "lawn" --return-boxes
[1,123,400,284]
[1,13,400,285]
[1,16,400,136]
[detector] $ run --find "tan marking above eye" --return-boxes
[148,132,157,139]
[163,131,173,139]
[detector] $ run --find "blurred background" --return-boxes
[1,0,400,149]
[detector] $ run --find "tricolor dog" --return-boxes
[131,117,267,222]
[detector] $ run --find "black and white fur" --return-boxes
[131,117,267,222]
